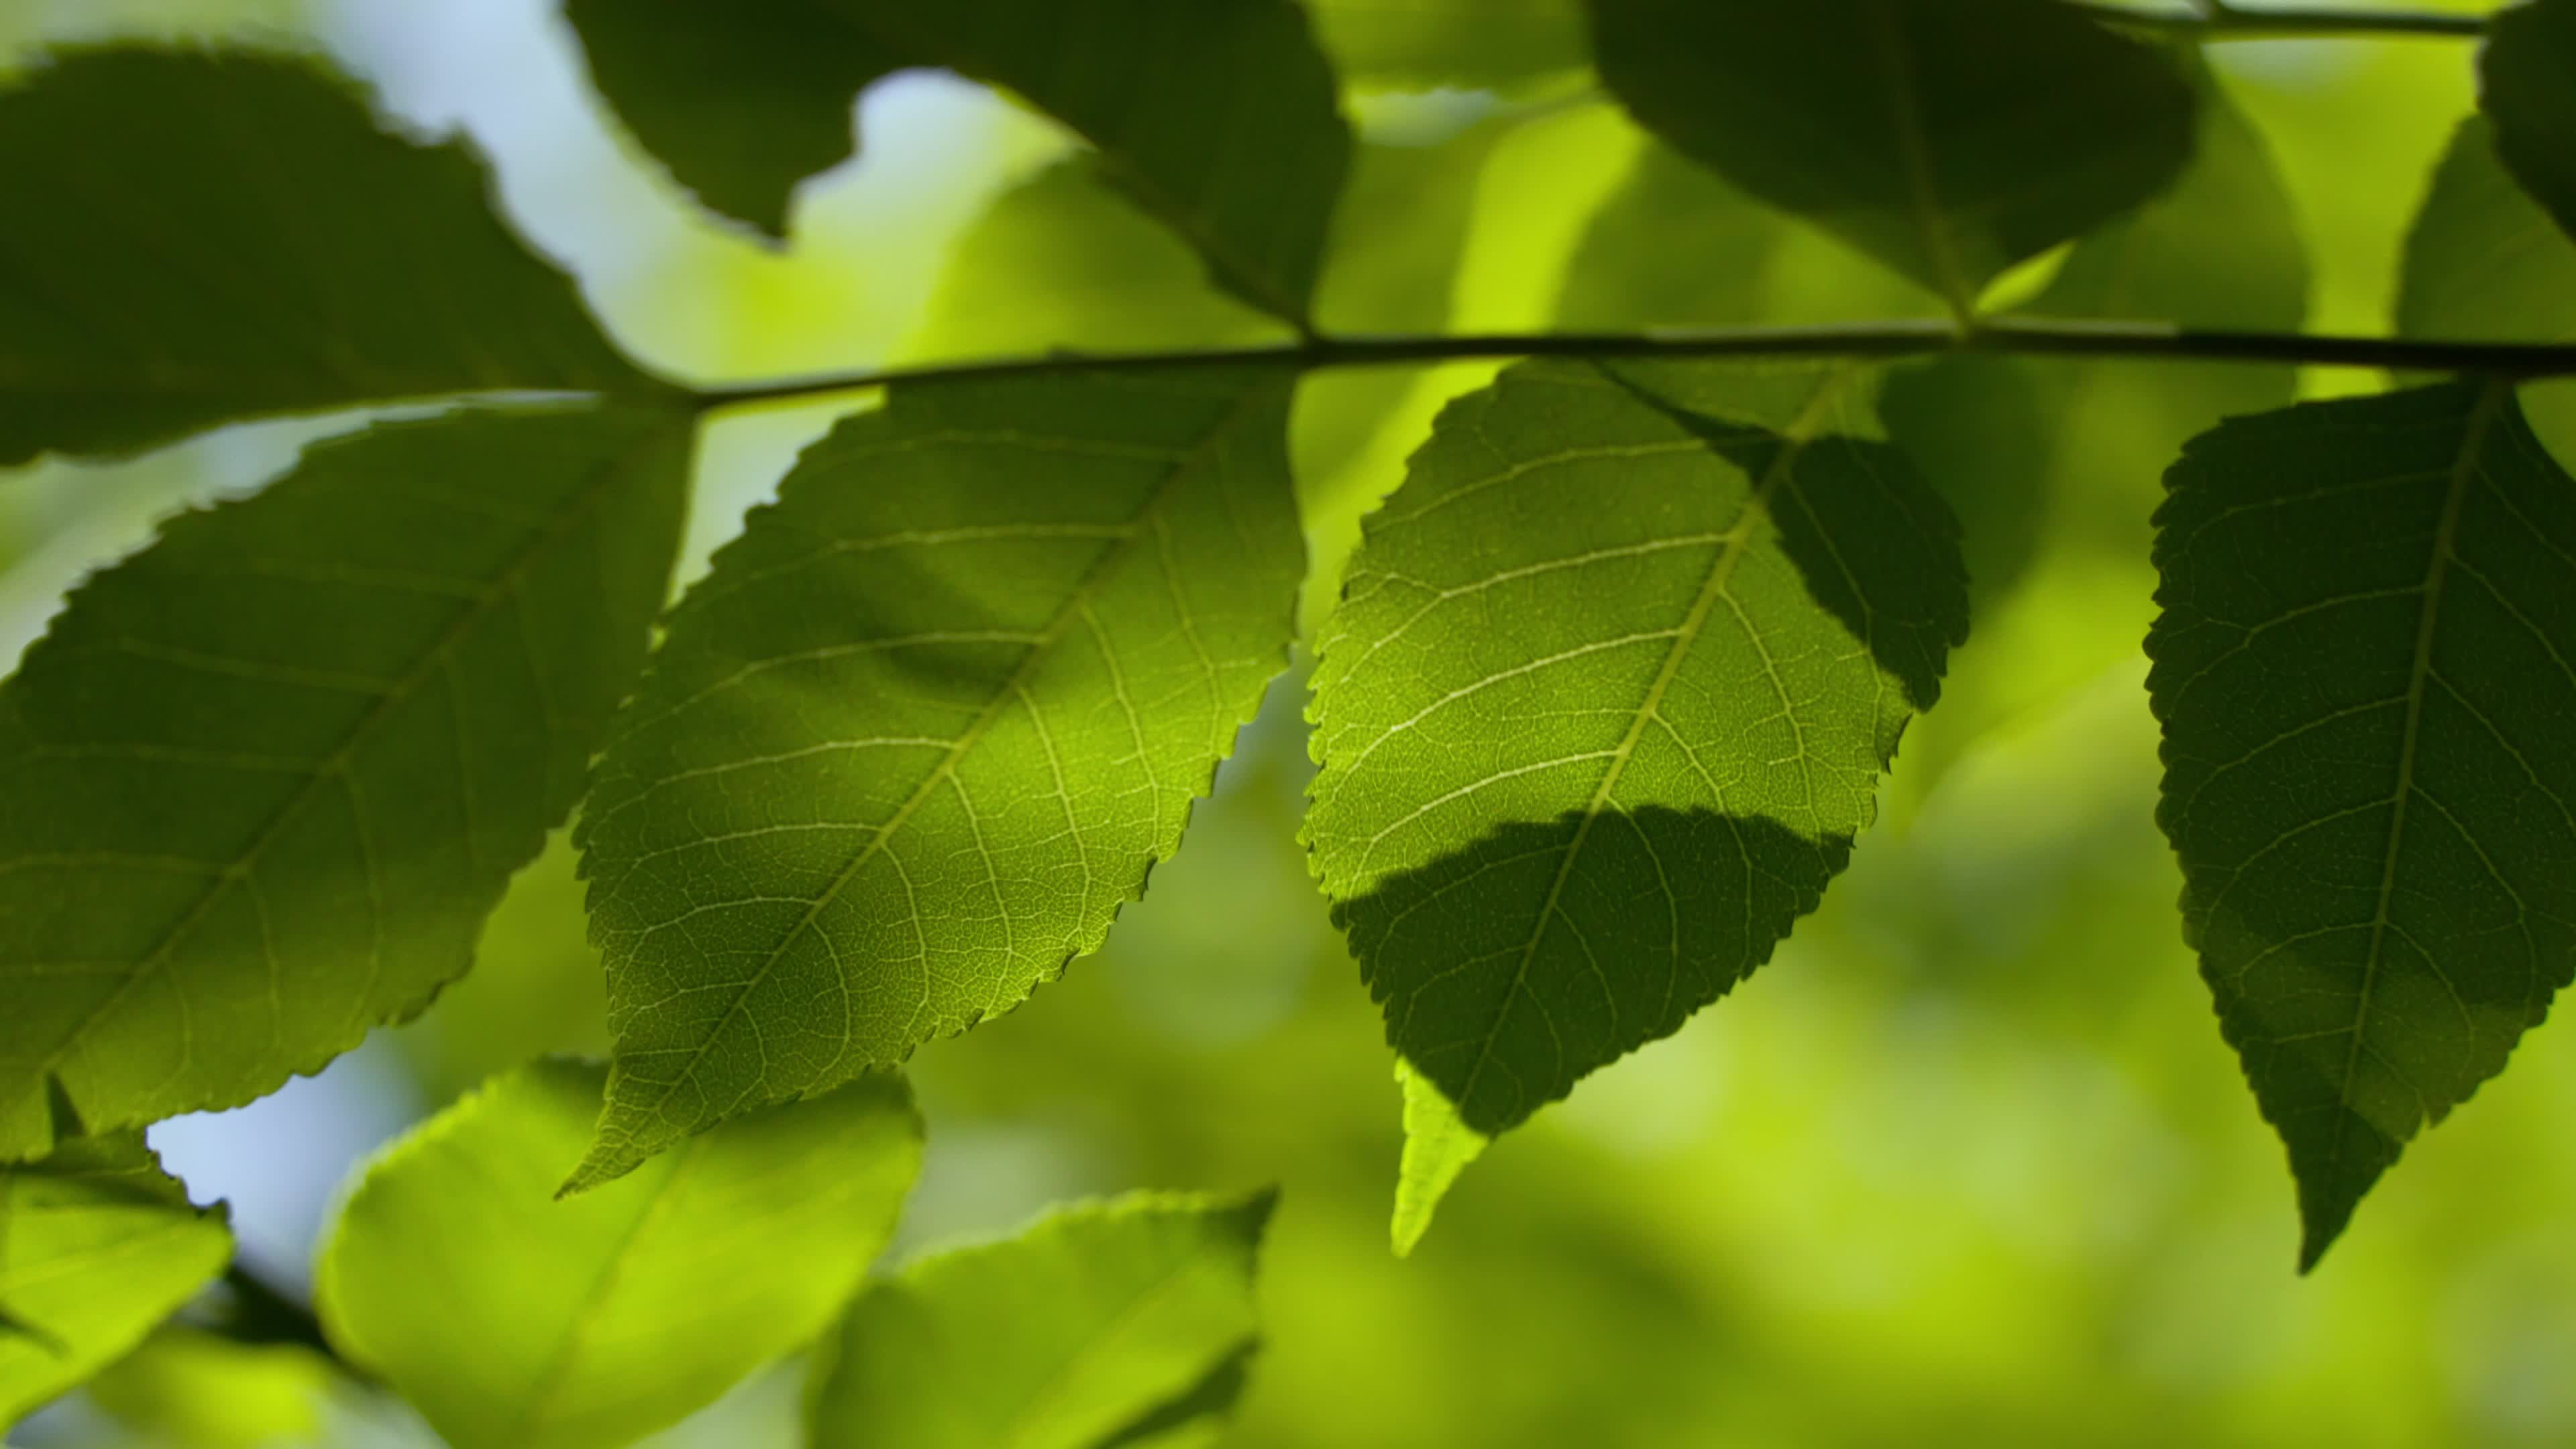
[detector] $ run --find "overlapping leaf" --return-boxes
[0,48,655,466]
[573,369,1305,1189]
[0,407,690,1157]
[1586,0,2196,311]
[2147,382,2576,1267]
[808,1190,1274,1449]
[0,1136,231,1429]
[1303,0,1587,91]
[1307,360,1968,1242]
[2481,0,2576,245]
[317,1059,920,1449]
[564,0,1351,326]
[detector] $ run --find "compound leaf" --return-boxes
[573,369,1304,1189]
[564,0,1351,327]
[1586,0,2195,312]
[0,1135,231,1431]
[316,1060,920,1449]
[0,406,690,1158]
[2147,381,2576,1268]
[808,1190,1274,1449]
[1307,360,1967,1239]
[0,48,655,467]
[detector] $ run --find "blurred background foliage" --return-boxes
[5,0,2573,1445]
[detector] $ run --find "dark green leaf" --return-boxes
[807,1190,1274,1449]
[0,406,690,1157]
[1304,0,1587,91]
[0,1135,230,1430]
[2481,0,2576,245]
[0,48,654,467]
[572,369,1304,1189]
[1585,0,2196,311]
[317,1060,919,1449]
[2147,381,2576,1268]
[1307,360,1967,1243]
[564,0,1352,327]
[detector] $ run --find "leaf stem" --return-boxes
[687,317,2576,414]
[2074,2,2485,39]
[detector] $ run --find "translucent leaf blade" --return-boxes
[1305,360,1968,1234]
[563,0,1352,327]
[1304,0,1588,92]
[2146,382,2576,1268]
[315,1060,920,1449]
[0,1136,231,1430]
[1585,0,2196,310]
[808,1190,1275,1449]
[574,369,1305,1189]
[0,49,655,466]
[0,406,691,1157]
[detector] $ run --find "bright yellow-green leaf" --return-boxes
[1304,0,1587,92]
[316,1059,920,1449]
[81,1327,329,1449]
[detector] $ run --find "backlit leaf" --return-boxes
[0,1135,230,1430]
[564,0,1352,326]
[1303,0,1587,92]
[572,369,1303,1189]
[0,48,654,467]
[1586,0,2196,311]
[808,1190,1273,1449]
[2147,381,2576,1267]
[2481,0,2576,245]
[0,407,690,1157]
[317,1059,920,1449]
[1307,360,1967,1238]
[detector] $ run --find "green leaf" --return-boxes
[0,48,655,467]
[808,1190,1274,1449]
[1307,360,1968,1237]
[80,1327,329,1449]
[1585,0,2196,312]
[0,1135,231,1430]
[564,0,1352,327]
[2146,380,2576,1269]
[0,406,690,1157]
[316,1059,920,1449]
[1303,0,1587,92]
[572,369,1304,1189]
[2482,0,2576,246]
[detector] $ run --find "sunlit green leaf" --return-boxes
[0,407,690,1158]
[1307,360,1967,1238]
[573,369,1303,1189]
[1585,0,2196,312]
[2147,381,2576,1268]
[0,1135,230,1430]
[1304,0,1587,91]
[564,0,1351,326]
[317,1059,919,1449]
[808,1189,1273,1449]
[0,48,655,467]
[2482,0,2576,246]
[80,1327,329,1449]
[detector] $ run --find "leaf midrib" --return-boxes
[1864,0,1974,318]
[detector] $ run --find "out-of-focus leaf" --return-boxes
[2147,381,2576,1268]
[0,407,689,1158]
[316,1059,920,1449]
[1585,0,2195,311]
[1307,360,1966,1238]
[81,1326,329,1449]
[0,49,654,466]
[0,1136,230,1430]
[572,370,1303,1189]
[564,0,1350,326]
[808,1190,1274,1449]
[2482,0,2576,245]
[1304,0,1586,92]
[2398,116,2576,476]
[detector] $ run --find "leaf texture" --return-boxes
[1306,360,1967,1230]
[1586,0,2196,311]
[2147,381,2576,1267]
[0,1136,231,1430]
[808,1190,1274,1449]
[316,1060,920,1449]
[0,407,690,1158]
[574,369,1305,1189]
[0,48,653,466]
[564,0,1351,326]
